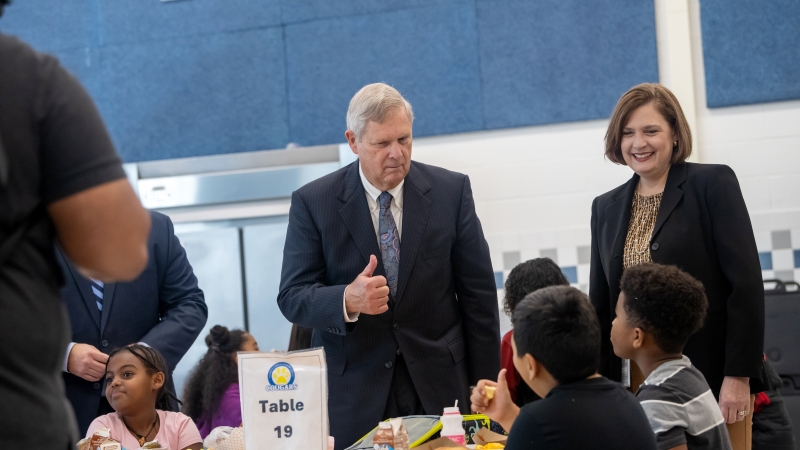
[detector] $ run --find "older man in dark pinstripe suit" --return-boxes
[278,83,500,449]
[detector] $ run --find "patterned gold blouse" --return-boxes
[623,192,663,269]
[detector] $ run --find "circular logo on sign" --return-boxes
[267,362,295,386]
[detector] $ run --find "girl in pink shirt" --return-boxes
[86,344,202,450]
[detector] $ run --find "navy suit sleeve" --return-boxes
[706,165,764,379]
[589,197,613,378]
[451,175,501,384]
[277,190,349,335]
[140,215,208,371]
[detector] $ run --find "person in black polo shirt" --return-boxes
[0,3,152,447]
[470,286,657,450]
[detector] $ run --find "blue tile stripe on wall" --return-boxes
[0,0,659,162]
[491,243,800,289]
[759,252,773,271]
[494,272,504,290]
[561,267,578,284]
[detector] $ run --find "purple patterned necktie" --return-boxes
[378,191,400,297]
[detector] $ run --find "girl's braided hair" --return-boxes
[107,344,181,411]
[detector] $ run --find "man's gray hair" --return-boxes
[346,83,414,141]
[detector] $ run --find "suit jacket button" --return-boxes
[385,361,393,369]
[651,242,659,251]
[393,323,399,330]
[101,340,109,348]
[93,383,100,389]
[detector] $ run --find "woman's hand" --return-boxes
[718,376,750,424]
[470,369,519,432]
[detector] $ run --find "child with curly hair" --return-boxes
[181,325,259,438]
[501,258,569,406]
[611,263,732,450]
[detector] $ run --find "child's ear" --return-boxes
[525,354,538,381]
[152,372,165,391]
[632,327,645,349]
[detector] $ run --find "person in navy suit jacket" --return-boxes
[58,210,208,435]
[278,83,500,449]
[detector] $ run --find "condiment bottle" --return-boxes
[374,421,395,450]
[440,406,465,445]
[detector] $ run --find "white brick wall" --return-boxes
[413,120,625,243]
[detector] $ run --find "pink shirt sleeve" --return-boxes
[85,414,114,439]
[173,412,203,450]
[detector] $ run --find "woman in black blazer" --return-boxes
[590,84,764,430]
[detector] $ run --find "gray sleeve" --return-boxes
[637,385,689,450]
[655,426,687,450]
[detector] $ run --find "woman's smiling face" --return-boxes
[620,102,676,181]
[105,350,162,415]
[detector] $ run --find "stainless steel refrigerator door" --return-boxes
[170,227,246,397]
[242,220,293,353]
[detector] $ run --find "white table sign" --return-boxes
[239,348,329,450]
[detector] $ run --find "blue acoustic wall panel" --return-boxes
[476,0,659,129]
[0,0,95,51]
[55,47,102,99]
[1,0,660,162]
[99,1,282,46]
[700,0,800,108]
[284,0,483,146]
[95,28,288,162]
[280,0,433,24]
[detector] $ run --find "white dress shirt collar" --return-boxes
[358,162,404,209]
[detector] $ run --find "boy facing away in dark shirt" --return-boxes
[611,263,733,450]
[471,286,657,450]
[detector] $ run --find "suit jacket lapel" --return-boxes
[57,246,101,330]
[338,162,385,276]
[395,164,431,304]
[610,174,639,259]
[100,283,116,335]
[652,163,687,240]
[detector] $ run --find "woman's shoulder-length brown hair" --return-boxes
[604,83,692,165]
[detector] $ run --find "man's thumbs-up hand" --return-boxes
[345,255,390,315]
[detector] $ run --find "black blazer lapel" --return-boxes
[395,164,431,304]
[652,163,687,240]
[338,162,385,276]
[57,246,101,330]
[100,283,117,335]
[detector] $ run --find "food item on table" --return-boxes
[76,437,90,450]
[374,421,394,450]
[99,441,121,450]
[77,438,90,450]
[390,417,410,450]
[434,447,464,450]
[440,406,465,445]
[141,439,163,448]
[476,443,505,449]
[484,386,496,400]
[88,428,111,450]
